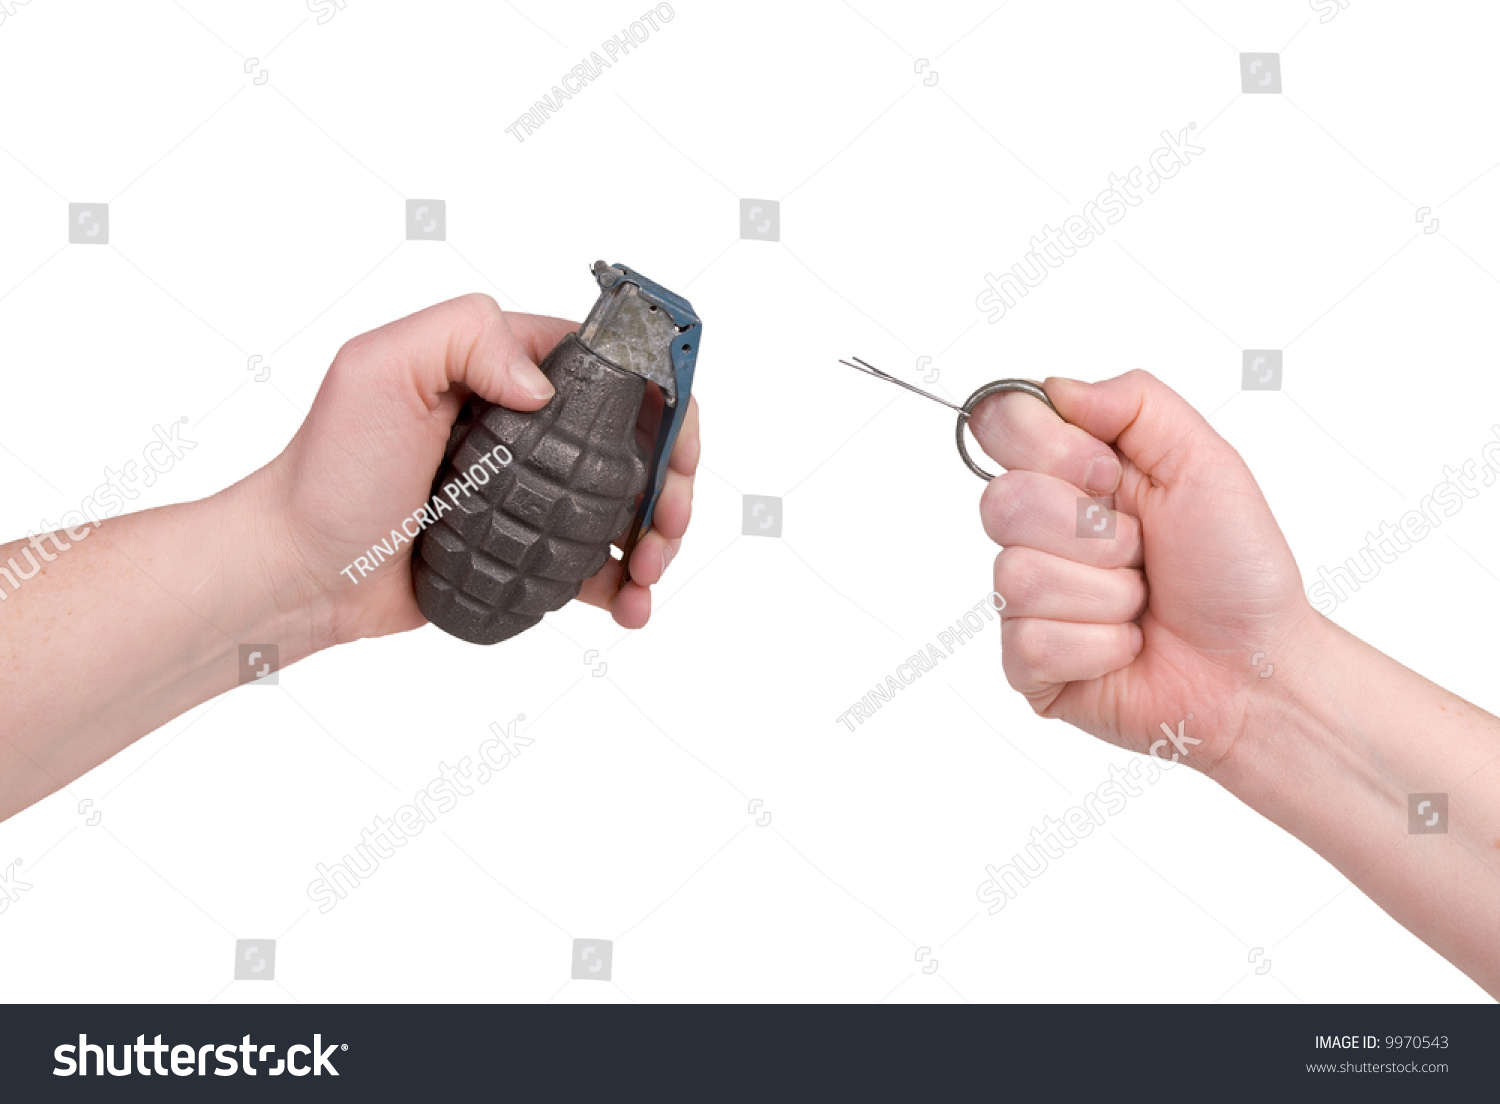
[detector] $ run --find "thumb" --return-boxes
[378,293,555,412]
[1042,369,1229,486]
[444,294,556,410]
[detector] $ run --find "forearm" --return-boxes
[1220,615,1500,996]
[0,467,328,820]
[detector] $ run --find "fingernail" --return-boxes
[661,544,675,574]
[1128,623,1144,655]
[518,361,554,402]
[967,394,998,428]
[1085,454,1122,494]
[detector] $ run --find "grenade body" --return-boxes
[412,334,648,644]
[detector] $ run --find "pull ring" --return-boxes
[956,380,1062,481]
[838,358,1063,481]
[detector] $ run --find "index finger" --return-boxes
[968,385,1122,495]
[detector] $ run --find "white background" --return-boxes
[2,0,1498,1003]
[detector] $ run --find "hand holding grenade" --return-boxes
[413,261,700,644]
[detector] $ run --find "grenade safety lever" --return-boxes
[412,261,700,644]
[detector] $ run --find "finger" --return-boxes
[1002,617,1143,695]
[627,531,681,587]
[669,396,701,476]
[610,580,651,629]
[504,310,579,367]
[969,388,1122,495]
[624,469,691,585]
[615,398,699,587]
[648,467,694,542]
[369,293,556,412]
[577,556,624,610]
[993,546,1147,623]
[629,392,698,478]
[635,381,665,456]
[1042,370,1228,487]
[575,557,654,629]
[621,466,693,586]
[980,469,1142,569]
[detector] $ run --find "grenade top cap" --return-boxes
[577,261,694,406]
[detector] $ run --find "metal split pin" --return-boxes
[839,357,1062,480]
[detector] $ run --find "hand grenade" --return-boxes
[412,261,700,644]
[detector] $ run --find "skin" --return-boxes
[971,370,1500,999]
[0,294,699,822]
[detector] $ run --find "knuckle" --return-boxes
[993,547,1042,611]
[454,293,507,341]
[1126,568,1149,617]
[1022,691,1054,717]
[1014,624,1050,673]
[1002,620,1049,683]
[333,330,376,368]
[980,471,1026,537]
[1000,646,1027,692]
[460,291,503,318]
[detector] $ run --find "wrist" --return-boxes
[208,463,343,667]
[1208,611,1362,810]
